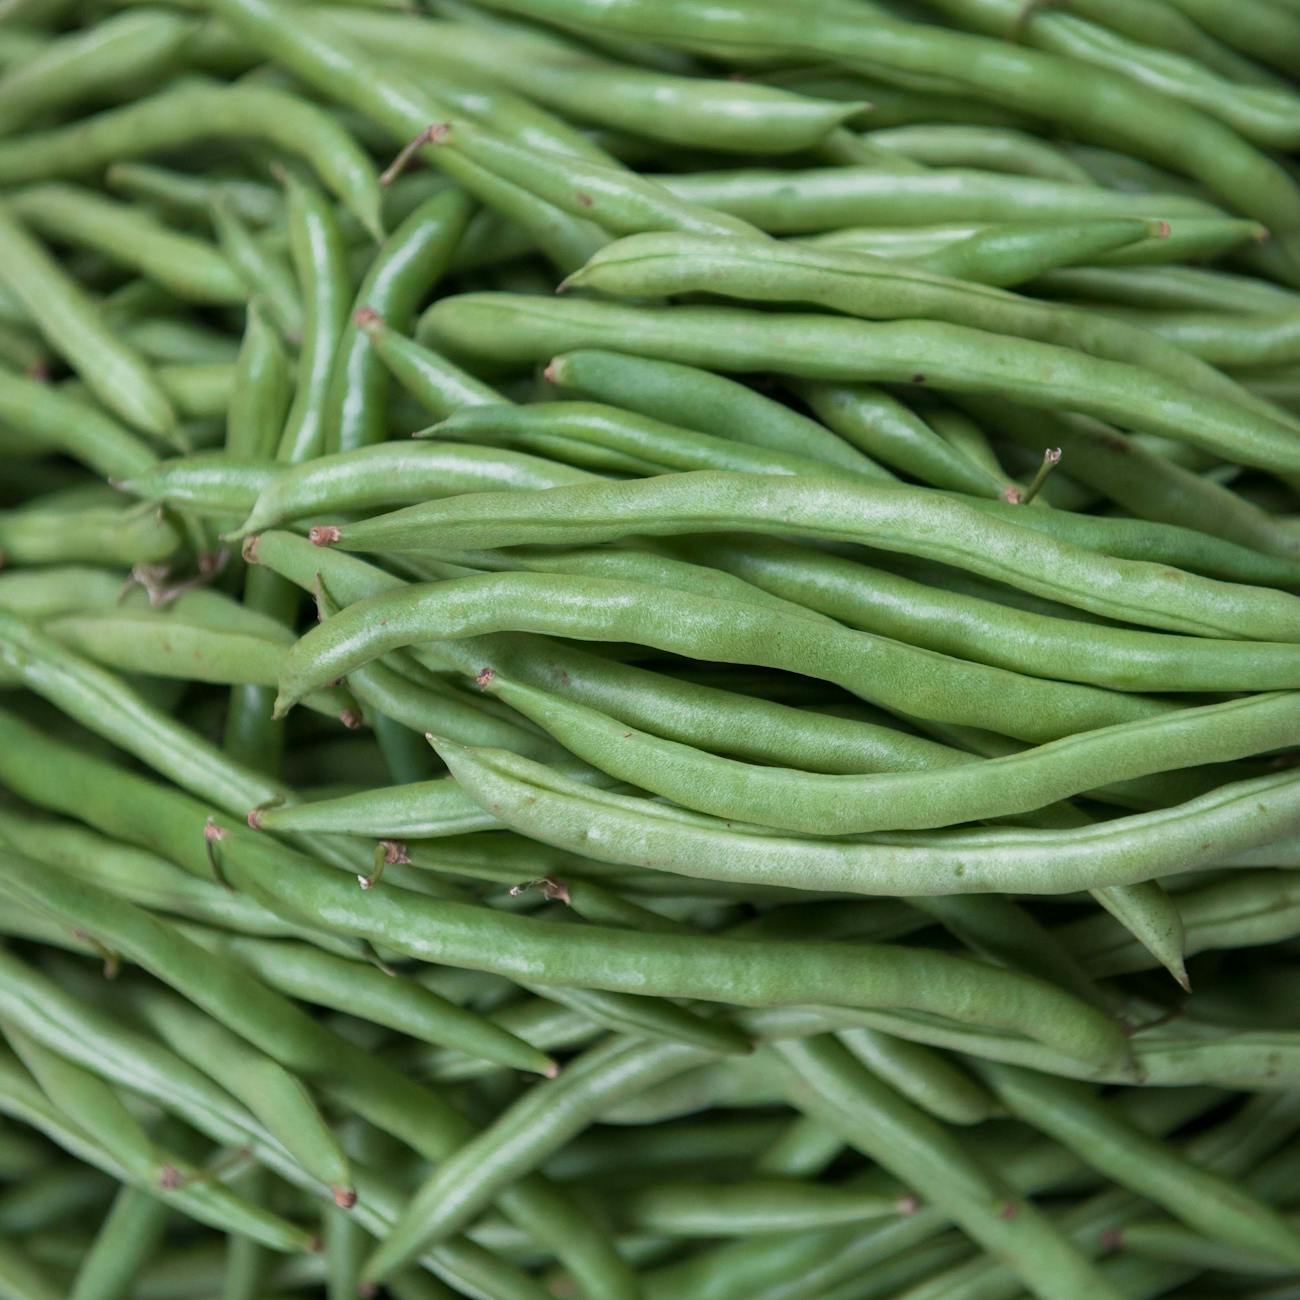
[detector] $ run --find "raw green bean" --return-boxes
[276,571,1170,741]
[116,453,278,519]
[358,310,508,419]
[0,498,181,567]
[0,80,382,238]
[425,293,1300,476]
[468,0,1300,249]
[431,737,1300,898]
[231,441,594,538]
[863,124,1096,182]
[0,208,176,440]
[325,189,474,454]
[545,348,881,476]
[7,184,244,305]
[837,1027,995,1125]
[125,984,353,1205]
[277,173,349,465]
[68,1185,169,1300]
[0,371,157,479]
[0,9,193,133]
[774,1035,1122,1300]
[481,677,1300,834]
[312,472,1300,639]
[199,0,608,273]
[565,235,1297,439]
[430,400,885,482]
[657,165,1224,232]
[335,11,865,153]
[188,930,557,1075]
[226,306,293,462]
[975,1060,1300,1269]
[209,197,303,345]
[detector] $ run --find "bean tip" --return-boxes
[475,666,495,690]
[544,1060,560,1079]
[332,1185,358,1209]
[542,360,560,386]
[340,709,364,730]
[246,808,264,830]
[240,534,261,564]
[310,525,342,547]
[353,306,381,330]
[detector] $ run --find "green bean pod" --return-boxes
[325,189,474,454]
[565,234,1295,438]
[0,10,193,132]
[226,306,293,462]
[116,453,278,518]
[311,473,1300,639]
[0,81,383,238]
[275,571,1168,741]
[0,209,177,440]
[67,1185,169,1300]
[480,677,1300,835]
[431,737,1300,898]
[333,11,866,154]
[7,184,244,305]
[209,196,304,345]
[429,400,882,482]
[230,441,594,538]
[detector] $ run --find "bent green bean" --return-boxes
[312,473,1300,639]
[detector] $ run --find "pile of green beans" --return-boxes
[0,0,1298,1296]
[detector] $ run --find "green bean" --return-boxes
[837,1027,995,1125]
[863,124,1095,182]
[1063,871,1300,979]
[189,930,557,1075]
[431,737,1300,898]
[430,400,887,482]
[656,165,1223,232]
[0,208,176,441]
[126,985,354,1206]
[482,678,1299,835]
[361,1038,707,1282]
[336,11,865,153]
[0,1031,315,1252]
[773,1035,1123,1300]
[0,80,382,238]
[429,293,1300,477]
[358,310,508,419]
[471,0,1300,248]
[800,383,1012,496]
[1098,307,1300,371]
[68,1185,169,1300]
[122,317,240,367]
[7,184,244,305]
[815,217,1270,276]
[209,197,303,345]
[226,306,292,462]
[276,174,349,465]
[0,856,357,1201]
[40,609,356,721]
[0,807,362,954]
[342,651,562,760]
[956,398,1300,562]
[199,0,608,273]
[545,348,882,476]
[0,498,181,567]
[107,163,283,228]
[325,190,474,454]
[313,473,1300,639]
[0,372,157,479]
[117,453,279,518]
[277,570,1169,742]
[1032,264,1300,315]
[429,117,761,238]
[231,441,593,538]
[566,235,1296,439]
[975,1060,1300,1269]
[0,9,193,133]
[928,0,1300,148]
[155,361,233,420]
[249,528,1139,774]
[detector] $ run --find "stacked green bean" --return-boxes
[0,0,1298,1295]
